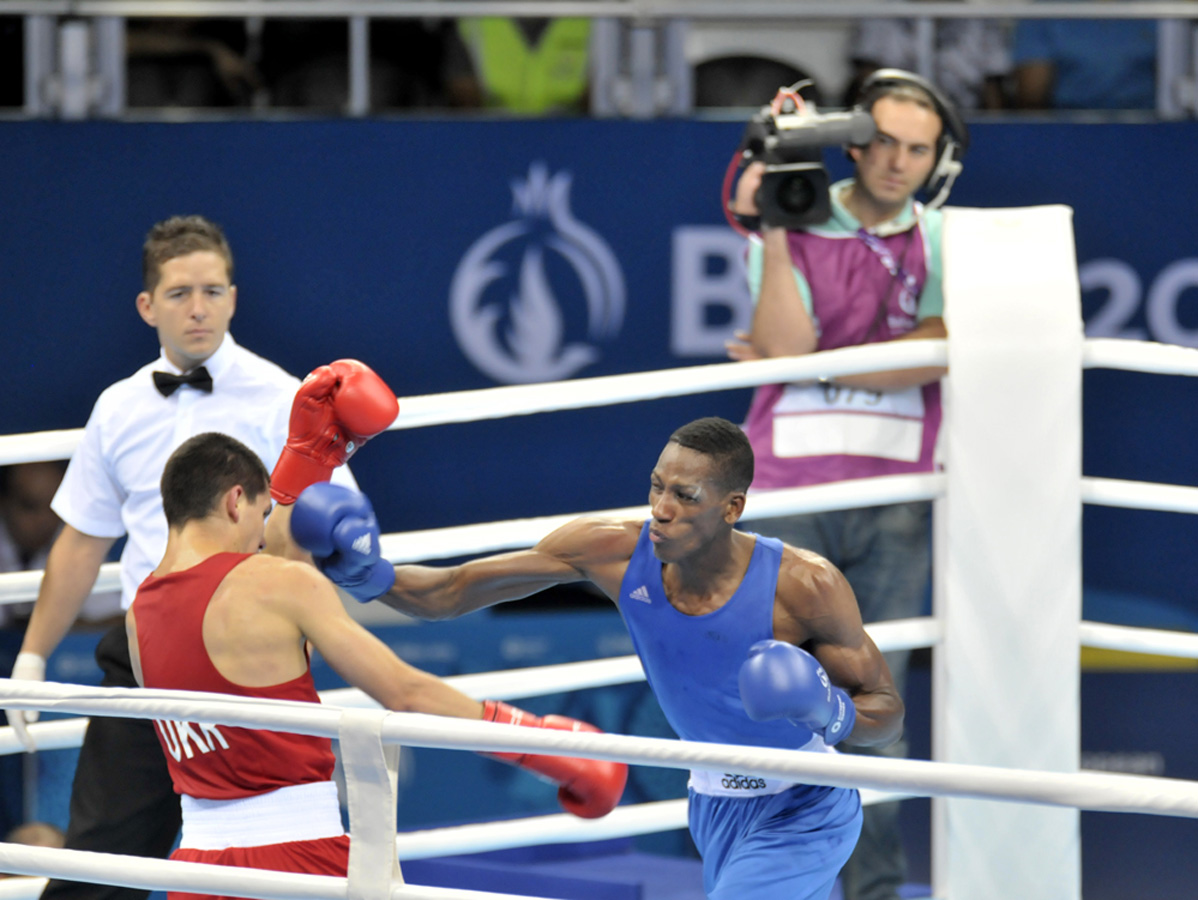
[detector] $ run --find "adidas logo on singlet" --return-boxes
[351,533,373,556]
[628,585,652,604]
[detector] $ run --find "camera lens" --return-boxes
[776,174,815,214]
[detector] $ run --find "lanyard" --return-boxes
[856,227,921,317]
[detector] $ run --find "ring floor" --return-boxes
[400,839,934,900]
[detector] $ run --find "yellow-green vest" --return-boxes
[457,18,590,114]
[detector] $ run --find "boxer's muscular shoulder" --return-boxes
[536,517,640,594]
[224,554,331,614]
[778,546,849,605]
[773,545,855,644]
[205,556,317,653]
[538,517,639,564]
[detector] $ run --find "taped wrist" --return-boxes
[821,687,856,745]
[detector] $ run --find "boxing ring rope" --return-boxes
[23,680,1189,811]
[0,843,541,900]
[8,463,1198,595]
[3,341,1197,665]
[0,620,928,900]
[0,615,939,760]
[7,333,1198,469]
[2,677,1198,900]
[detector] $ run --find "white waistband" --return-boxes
[688,769,794,798]
[687,734,833,797]
[180,781,344,850]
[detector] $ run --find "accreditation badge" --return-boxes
[771,382,925,462]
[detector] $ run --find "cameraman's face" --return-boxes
[850,96,942,211]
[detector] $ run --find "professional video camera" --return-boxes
[737,84,876,229]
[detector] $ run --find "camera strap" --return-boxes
[856,226,920,341]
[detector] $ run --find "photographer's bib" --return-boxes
[741,179,944,490]
[771,382,925,462]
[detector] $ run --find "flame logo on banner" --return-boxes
[450,162,626,383]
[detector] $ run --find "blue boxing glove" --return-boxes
[290,482,396,603]
[738,639,856,746]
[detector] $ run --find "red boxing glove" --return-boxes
[271,359,399,504]
[482,700,627,819]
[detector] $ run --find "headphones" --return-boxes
[852,68,970,208]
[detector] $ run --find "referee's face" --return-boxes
[136,250,236,372]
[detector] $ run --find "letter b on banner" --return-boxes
[671,227,753,356]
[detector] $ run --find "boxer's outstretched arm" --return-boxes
[276,561,481,719]
[379,516,637,620]
[380,547,583,620]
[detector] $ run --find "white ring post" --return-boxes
[935,205,1083,899]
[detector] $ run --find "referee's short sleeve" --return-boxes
[51,400,128,539]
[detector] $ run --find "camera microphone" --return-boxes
[768,110,877,150]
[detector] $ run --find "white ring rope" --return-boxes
[0,617,941,760]
[0,842,545,900]
[397,801,695,861]
[1082,336,1198,375]
[1079,621,1198,659]
[14,470,1198,599]
[3,680,1198,822]
[2,333,1196,599]
[8,334,1198,468]
[391,788,919,862]
[0,471,946,604]
[0,878,44,900]
[1081,475,1198,515]
[376,472,947,565]
[0,676,1194,893]
[0,842,344,900]
[0,792,917,900]
[389,341,946,431]
[9,610,1197,778]
[0,341,946,467]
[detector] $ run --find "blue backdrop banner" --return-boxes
[3,118,1198,619]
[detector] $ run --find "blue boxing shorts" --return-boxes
[688,775,862,900]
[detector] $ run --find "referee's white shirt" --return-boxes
[52,333,359,610]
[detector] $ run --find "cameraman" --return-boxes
[726,70,966,900]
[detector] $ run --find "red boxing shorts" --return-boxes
[169,835,349,900]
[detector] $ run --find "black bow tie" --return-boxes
[153,367,214,397]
